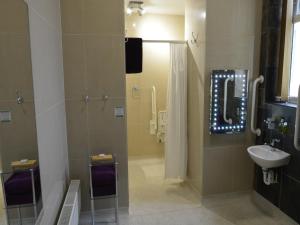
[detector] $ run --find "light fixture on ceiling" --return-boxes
[126,7,133,15]
[126,1,146,16]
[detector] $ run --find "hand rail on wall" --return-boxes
[251,75,264,136]
[223,77,234,124]
[294,85,300,151]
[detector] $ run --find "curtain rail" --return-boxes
[142,40,187,44]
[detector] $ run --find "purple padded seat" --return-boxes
[91,164,116,197]
[4,167,41,206]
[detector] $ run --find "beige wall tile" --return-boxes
[85,36,113,97]
[65,100,88,159]
[0,0,29,34]
[61,0,128,211]
[107,36,126,98]
[232,148,254,191]
[83,0,124,35]
[63,35,86,99]
[126,43,170,157]
[0,102,38,171]
[85,36,125,98]
[127,124,143,155]
[126,14,185,41]
[202,146,254,195]
[185,0,258,197]
[185,0,206,193]
[203,147,234,195]
[126,94,141,126]
[185,0,206,43]
[0,34,33,101]
[60,0,83,34]
[186,48,205,191]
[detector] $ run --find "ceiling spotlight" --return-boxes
[127,1,146,16]
[126,7,133,15]
[138,7,146,16]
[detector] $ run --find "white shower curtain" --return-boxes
[165,43,187,179]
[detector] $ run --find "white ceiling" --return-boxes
[125,0,185,15]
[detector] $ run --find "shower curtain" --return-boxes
[165,43,187,179]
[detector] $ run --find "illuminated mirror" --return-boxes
[210,70,248,134]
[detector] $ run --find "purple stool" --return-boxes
[1,167,41,224]
[91,164,116,196]
[89,156,118,224]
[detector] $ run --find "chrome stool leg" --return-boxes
[18,207,22,225]
[91,198,95,225]
[114,162,119,224]
[89,164,95,225]
[5,209,10,225]
[114,196,119,224]
[1,174,10,225]
[30,169,38,222]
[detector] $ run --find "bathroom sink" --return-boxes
[247,145,291,169]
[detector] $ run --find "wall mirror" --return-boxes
[0,0,42,224]
[210,70,248,134]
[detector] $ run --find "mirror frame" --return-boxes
[210,69,248,135]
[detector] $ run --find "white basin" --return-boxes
[247,145,291,169]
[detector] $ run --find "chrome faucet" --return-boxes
[270,138,280,147]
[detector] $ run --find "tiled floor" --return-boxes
[80,156,298,225]
[0,180,37,225]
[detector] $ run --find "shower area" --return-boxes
[126,42,170,211]
[126,42,170,157]
[125,2,199,214]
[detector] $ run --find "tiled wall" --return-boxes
[254,1,300,223]
[27,0,69,223]
[61,0,129,211]
[185,0,206,192]
[125,14,184,156]
[126,43,169,157]
[185,0,262,195]
[0,0,38,172]
[255,103,300,223]
[125,14,185,41]
[202,0,260,195]
[187,0,261,195]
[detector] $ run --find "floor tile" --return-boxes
[79,156,297,225]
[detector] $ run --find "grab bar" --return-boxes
[251,75,264,136]
[294,85,300,151]
[223,77,234,124]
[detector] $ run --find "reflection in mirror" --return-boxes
[210,70,248,134]
[0,0,42,224]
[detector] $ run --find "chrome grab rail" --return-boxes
[251,75,264,136]
[294,85,300,151]
[223,77,234,124]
